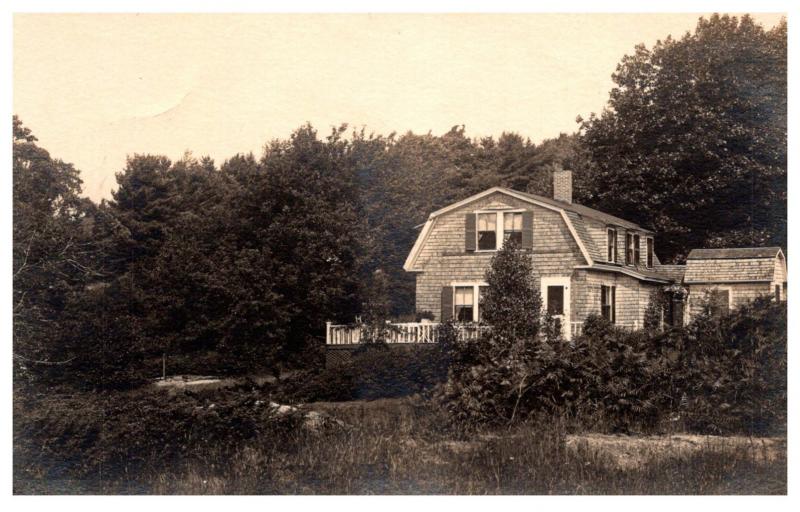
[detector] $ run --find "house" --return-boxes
[326,169,786,351]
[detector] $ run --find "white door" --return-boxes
[541,276,571,340]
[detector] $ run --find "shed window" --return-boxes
[607,229,617,263]
[646,237,654,268]
[503,212,523,245]
[601,285,616,323]
[633,234,641,265]
[477,213,497,250]
[454,287,475,322]
[709,289,731,315]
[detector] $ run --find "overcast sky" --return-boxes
[14,13,784,202]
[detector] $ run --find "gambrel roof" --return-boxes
[404,187,667,283]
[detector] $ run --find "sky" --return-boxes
[14,13,785,202]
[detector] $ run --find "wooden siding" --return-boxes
[687,282,773,318]
[572,269,658,327]
[582,215,653,269]
[414,191,586,320]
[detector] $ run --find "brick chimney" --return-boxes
[553,168,573,204]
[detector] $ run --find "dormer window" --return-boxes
[646,237,654,268]
[607,228,617,263]
[633,234,641,265]
[477,213,497,250]
[503,212,523,245]
[625,233,634,265]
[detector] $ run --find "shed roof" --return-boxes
[684,258,776,284]
[687,247,783,260]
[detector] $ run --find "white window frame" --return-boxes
[646,236,654,269]
[607,228,617,263]
[541,276,572,340]
[474,209,526,252]
[625,232,634,266]
[450,281,488,322]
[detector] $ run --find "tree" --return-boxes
[580,14,786,262]
[437,241,548,426]
[13,116,99,382]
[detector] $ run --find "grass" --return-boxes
[14,390,786,495]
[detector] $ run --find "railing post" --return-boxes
[326,321,332,345]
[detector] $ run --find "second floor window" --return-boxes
[503,212,523,245]
[633,234,641,265]
[625,233,634,265]
[646,237,654,268]
[607,229,617,263]
[477,213,497,250]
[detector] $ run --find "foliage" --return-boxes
[436,241,548,425]
[14,393,786,494]
[277,343,449,403]
[580,14,786,262]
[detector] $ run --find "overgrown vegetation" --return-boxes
[14,392,785,494]
[436,243,786,436]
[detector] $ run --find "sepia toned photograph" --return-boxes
[11,8,788,495]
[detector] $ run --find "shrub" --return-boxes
[277,342,449,403]
[13,386,305,492]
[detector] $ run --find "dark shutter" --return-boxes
[521,211,534,249]
[611,286,616,323]
[440,286,454,321]
[464,213,476,252]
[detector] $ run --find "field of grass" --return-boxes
[16,390,783,495]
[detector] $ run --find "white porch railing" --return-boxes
[570,321,639,338]
[325,321,489,345]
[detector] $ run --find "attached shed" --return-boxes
[684,247,787,319]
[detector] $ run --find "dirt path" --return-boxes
[566,433,785,469]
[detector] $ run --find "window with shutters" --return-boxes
[477,213,497,250]
[454,286,475,322]
[625,233,634,265]
[601,285,616,323]
[646,237,654,268]
[633,234,641,265]
[503,212,523,245]
[607,228,617,263]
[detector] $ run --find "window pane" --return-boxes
[478,213,497,250]
[478,231,497,250]
[456,306,474,322]
[504,212,522,230]
[478,213,496,231]
[647,238,654,267]
[454,286,474,306]
[547,286,564,316]
[504,231,522,245]
[607,230,616,262]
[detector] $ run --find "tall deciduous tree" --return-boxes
[580,14,786,262]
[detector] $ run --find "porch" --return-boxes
[325,320,639,345]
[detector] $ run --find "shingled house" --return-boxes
[326,170,786,346]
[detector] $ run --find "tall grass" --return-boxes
[17,387,783,495]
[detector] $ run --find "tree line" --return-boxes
[13,14,786,388]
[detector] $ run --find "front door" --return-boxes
[541,276,571,340]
